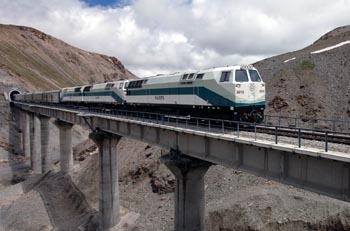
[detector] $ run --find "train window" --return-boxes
[182,74,188,80]
[127,80,144,89]
[143,79,148,84]
[249,70,261,82]
[83,86,92,92]
[235,70,249,82]
[74,87,81,92]
[105,83,115,90]
[119,83,124,89]
[187,73,195,80]
[196,73,204,80]
[128,81,135,88]
[220,71,231,82]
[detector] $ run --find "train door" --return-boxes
[194,73,204,106]
[247,69,264,103]
[234,69,250,105]
[179,73,195,105]
[187,73,195,106]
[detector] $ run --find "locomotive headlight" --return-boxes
[236,84,241,88]
[261,83,265,87]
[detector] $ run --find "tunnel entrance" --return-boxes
[9,90,20,102]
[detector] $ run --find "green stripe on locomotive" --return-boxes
[127,87,265,108]
[62,91,125,103]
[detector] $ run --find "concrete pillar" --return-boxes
[40,116,50,172]
[16,109,23,155]
[29,113,41,174]
[8,106,17,154]
[22,112,31,159]
[161,152,212,231]
[9,106,22,155]
[54,120,73,174]
[89,131,121,230]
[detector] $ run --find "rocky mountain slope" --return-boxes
[255,25,350,121]
[0,24,136,166]
[0,24,136,92]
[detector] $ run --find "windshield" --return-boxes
[235,70,249,82]
[249,70,261,82]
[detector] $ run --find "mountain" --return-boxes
[0,24,136,93]
[255,25,350,121]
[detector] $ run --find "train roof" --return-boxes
[142,65,257,79]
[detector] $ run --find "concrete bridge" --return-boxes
[9,102,350,231]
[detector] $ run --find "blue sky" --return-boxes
[0,0,349,76]
[82,0,128,7]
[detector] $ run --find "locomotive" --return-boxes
[14,65,266,121]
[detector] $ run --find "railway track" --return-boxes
[86,107,350,146]
[243,126,350,145]
[20,103,350,147]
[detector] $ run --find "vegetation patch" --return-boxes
[300,60,315,70]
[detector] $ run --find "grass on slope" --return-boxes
[0,41,83,90]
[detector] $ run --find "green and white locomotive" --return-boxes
[14,65,266,122]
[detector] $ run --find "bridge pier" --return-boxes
[54,120,74,174]
[22,111,30,159]
[29,113,41,174]
[40,116,50,172]
[9,106,23,155]
[89,131,121,230]
[161,151,212,231]
[15,108,23,155]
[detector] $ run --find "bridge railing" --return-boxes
[12,102,349,153]
[264,115,350,133]
[83,106,349,153]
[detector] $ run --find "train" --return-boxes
[13,65,266,122]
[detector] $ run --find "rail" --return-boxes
[264,115,350,133]
[12,102,350,153]
[82,106,350,153]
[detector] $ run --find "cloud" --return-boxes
[0,0,349,76]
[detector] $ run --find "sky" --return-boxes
[0,0,349,76]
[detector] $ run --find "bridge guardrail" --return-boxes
[83,106,350,153]
[264,115,350,133]
[11,102,350,153]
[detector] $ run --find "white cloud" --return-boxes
[0,0,349,77]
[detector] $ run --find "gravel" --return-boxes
[238,131,350,153]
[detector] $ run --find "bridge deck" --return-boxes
[14,102,350,201]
